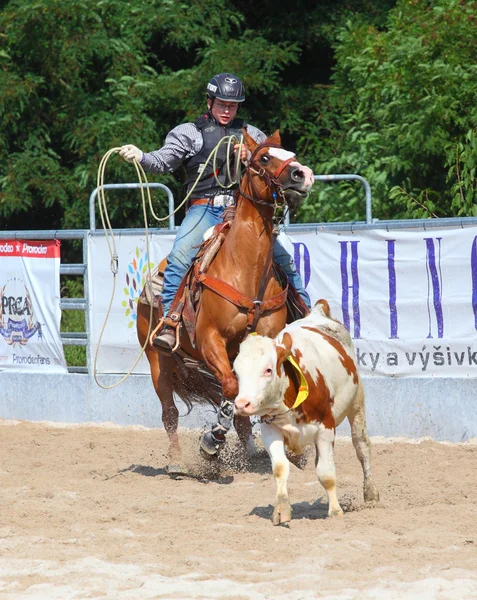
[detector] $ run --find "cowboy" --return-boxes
[120,73,311,352]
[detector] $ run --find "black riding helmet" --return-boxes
[206,73,246,103]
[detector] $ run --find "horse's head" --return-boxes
[241,129,314,210]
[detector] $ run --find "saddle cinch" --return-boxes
[139,207,309,352]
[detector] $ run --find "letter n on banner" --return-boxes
[472,235,477,330]
[424,237,444,338]
[387,239,398,339]
[339,241,360,339]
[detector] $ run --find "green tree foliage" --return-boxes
[300,0,477,222]
[1,0,476,230]
[0,0,300,230]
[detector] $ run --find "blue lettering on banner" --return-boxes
[292,242,311,288]
[339,241,360,339]
[387,239,398,339]
[424,237,444,338]
[472,236,477,330]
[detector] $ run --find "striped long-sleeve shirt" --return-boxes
[140,122,267,174]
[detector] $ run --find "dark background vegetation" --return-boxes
[1,0,476,366]
[1,0,476,231]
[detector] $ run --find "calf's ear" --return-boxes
[276,332,293,376]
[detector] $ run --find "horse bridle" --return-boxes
[239,141,296,209]
[191,141,297,335]
[236,141,298,329]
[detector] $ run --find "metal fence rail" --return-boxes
[4,175,477,375]
[89,183,176,231]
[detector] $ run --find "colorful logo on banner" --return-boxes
[0,277,42,346]
[122,248,155,328]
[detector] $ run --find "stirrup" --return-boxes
[149,317,164,347]
[149,318,181,354]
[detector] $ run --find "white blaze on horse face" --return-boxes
[234,336,284,416]
[268,148,314,189]
[268,148,295,162]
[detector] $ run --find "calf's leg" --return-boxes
[316,424,343,517]
[261,423,292,525]
[347,382,380,502]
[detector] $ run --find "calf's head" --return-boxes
[234,333,292,417]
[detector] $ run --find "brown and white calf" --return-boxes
[234,299,379,525]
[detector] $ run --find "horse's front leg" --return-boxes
[198,330,244,457]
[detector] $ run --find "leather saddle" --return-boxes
[140,207,309,352]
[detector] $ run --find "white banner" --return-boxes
[0,239,67,373]
[88,233,175,374]
[88,226,477,378]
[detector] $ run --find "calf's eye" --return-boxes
[264,367,273,376]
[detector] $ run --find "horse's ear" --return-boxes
[242,127,257,152]
[269,129,281,145]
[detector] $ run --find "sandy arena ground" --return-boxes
[0,419,476,600]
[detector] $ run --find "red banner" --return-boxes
[0,239,61,259]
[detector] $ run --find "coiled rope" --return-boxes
[93,134,244,389]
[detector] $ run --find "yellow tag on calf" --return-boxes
[286,355,309,409]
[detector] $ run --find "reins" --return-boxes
[196,140,295,332]
[92,136,296,386]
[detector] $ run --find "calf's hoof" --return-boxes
[364,480,380,503]
[328,506,344,518]
[272,502,292,526]
[200,431,225,459]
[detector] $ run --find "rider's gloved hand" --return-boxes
[119,144,143,164]
[234,143,251,163]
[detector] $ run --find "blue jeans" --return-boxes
[161,204,311,314]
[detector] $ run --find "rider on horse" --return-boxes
[120,73,311,353]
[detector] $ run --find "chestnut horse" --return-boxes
[137,129,313,474]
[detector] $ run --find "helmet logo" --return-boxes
[224,77,237,84]
[207,83,218,92]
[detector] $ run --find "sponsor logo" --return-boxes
[0,277,43,346]
[0,242,48,254]
[224,77,237,84]
[122,248,155,329]
[207,83,217,92]
[12,353,50,365]
[22,243,48,255]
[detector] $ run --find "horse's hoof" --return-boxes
[200,431,225,458]
[166,463,188,479]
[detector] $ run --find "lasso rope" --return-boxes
[93,135,244,389]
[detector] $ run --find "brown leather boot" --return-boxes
[153,325,177,352]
